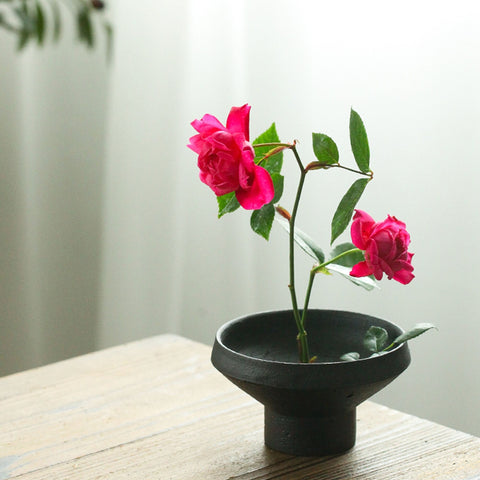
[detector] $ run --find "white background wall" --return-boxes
[1,0,479,438]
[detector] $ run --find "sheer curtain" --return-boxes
[97,1,262,347]
[1,0,480,437]
[0,29,109,374]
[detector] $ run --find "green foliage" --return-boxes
[0,0,111,54]
[312,132,339,165]
[349,109,370,173]
[341,323,436,361]
[250,203,275,240]
[326,264,377,291]
[393,323,436,345]
[253,123,283,174]
[331,178,370,244]
[329,242,364,268]
[327,242,376,290]
[217,192,240,218]
[77,5,94,47]
[250,173,284,240]
[248,124,285,240]
[364,326,389,353]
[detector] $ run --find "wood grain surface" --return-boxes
[1,334,479,479]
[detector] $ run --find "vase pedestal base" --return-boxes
[265,408,356,456]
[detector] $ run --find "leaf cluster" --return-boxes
[340,324,437,361]
[0,0,112,55]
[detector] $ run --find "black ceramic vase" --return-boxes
[211,309,411,456]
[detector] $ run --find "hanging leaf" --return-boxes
[17,29,31,50]
[77,7,94,47]
[14,3,34,50]
[325,263,377,291]
[271,172,284,204]
[250,203,275,240]
[250,173,284,240]
[276,218,325,263]
[364,326,389,353]
[34,1,45,45]
[253,123,283,174]
[393,323,436,345]
[217,192,240,218]
[349,109,370,173]
[329,242,365,268]
[312,133,339,165]
[331,177,369,244]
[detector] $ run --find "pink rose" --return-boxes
[188,104,274,210]
[349,210,414,285]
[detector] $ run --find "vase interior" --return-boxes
[220,309,404,363]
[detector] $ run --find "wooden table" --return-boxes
[1,334,479,479]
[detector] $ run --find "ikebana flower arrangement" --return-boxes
[188,104,432,363]
[188,104,433,456]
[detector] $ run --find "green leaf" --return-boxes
[325,263,378,291]
[312,133,339,165]
[14,4,33,50]
[276,218,325,263]
[217,192,240,218]
[364,326,389,353]
[349,109,370,173]
[326,243,376,290]
[17,29,31,50]
[331,177,370,244]
[77,8,94,47]
[14,4,34,32]
[329,242,365,268]
[248,173,283,240]
[271,173,284,204]
[253,123,283,174]
[251,203,275,240]
[35,2,45,45]
[340,352,360,362]
[393,323,436,345]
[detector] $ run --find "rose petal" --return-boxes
[226,104,251,140]
[191,114,225,134]
[372,229,396,260]
[187,134,203,154]
[351,210,375,250]
[235,165,274,210]
[350,261,373,278]
[393,269,415,285]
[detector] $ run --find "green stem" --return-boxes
[381,341,398,352]
[289,145,310,363]
[307,161,373,178]
[252,142,293,149]
[312,248,361,274]
[300,270,316,331]
[301,248,362,330]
